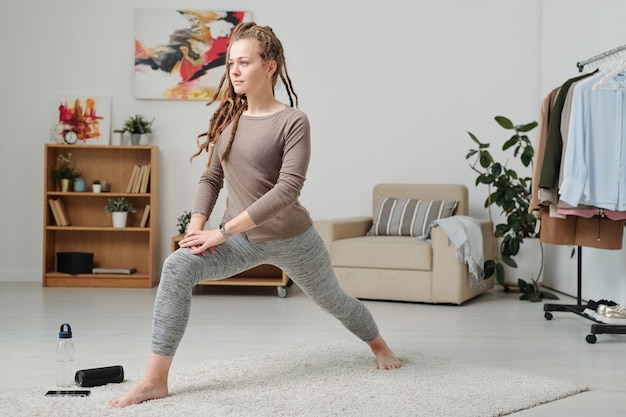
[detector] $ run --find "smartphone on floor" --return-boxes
[45,390,91,397]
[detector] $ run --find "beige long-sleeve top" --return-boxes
[192,107,313,242]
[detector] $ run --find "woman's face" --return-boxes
[228,39,275,97]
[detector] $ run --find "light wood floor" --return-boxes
[1,281,624,416]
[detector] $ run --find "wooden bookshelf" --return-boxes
[42,144,159,288]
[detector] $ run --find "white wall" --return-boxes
[1,1,545,285]
[540,0,626,302]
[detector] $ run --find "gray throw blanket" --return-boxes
[427,215,485,287]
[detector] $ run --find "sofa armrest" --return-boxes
[430,218,493,268]
[477,218,494,262]
[431,217,494,304]
[313,217,373,250]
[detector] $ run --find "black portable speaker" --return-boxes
[75,365,124,387]
[57,252,93,275]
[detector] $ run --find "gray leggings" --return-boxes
[151,226,379,356]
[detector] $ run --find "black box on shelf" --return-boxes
[57,252,94,275]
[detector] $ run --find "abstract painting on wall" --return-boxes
[55,95,112,145]
[134,9,252,100]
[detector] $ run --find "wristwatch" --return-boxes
[219,222,232,239]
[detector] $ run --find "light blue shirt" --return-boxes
[559,69,626,210]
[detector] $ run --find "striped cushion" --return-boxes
[367,197,458,239]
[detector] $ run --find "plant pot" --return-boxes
[111,212,128,228]
[139,133,151,145]
[130,133,141,146]
[59,178,71,192]
[499,237,544,288]
[92,183,101,193]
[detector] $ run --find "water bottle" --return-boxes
[56,323,75,387]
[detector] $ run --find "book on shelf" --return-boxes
[52,199,71,226]
[126,164,151,193]
[132,165,142,193]
[139,163,151,193]
[92,267,137,275]
[48,198,62,226]
[126,164,141,193]
[139,204,150,227]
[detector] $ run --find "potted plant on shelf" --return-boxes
[104,197,136,228]
[466,115,558,301]
[52,153,80,192]
[115,114,154,146]
[176,210,191,235]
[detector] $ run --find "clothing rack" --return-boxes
[543,45,626,343]
[576,44,626,72]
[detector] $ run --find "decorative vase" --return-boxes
[130,134,141,146]
[499,237,544,288]
[60,178,71,192]
[112,132,123,146]
[100,180,110,192]
[112,212,128,228]
[73,178,86,192]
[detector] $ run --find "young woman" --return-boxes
[110,22,401,408]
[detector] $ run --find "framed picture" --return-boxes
[134,9,252,100]
[54,95,112,145]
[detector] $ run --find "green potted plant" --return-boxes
[51,153,80,192]
[176,210,191,235]
[466,115,557,301]
[115,114,154,145]
[104,197,136,228]
[518,277,559,302]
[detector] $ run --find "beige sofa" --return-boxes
[315,184,494,305]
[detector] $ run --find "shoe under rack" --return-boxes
[543,246,626,344]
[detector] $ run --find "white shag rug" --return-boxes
[3,341,588,417]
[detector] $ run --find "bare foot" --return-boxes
[367,335,402,370]
[109,377,168,408]
[374,347,402,370]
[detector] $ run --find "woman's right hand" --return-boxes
[178,229,227,256]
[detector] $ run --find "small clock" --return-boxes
[64,130,78,144]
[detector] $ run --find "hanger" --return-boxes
[592,59,626,90]
[578,44,626,73]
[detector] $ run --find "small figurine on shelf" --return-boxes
[52,153,80,192]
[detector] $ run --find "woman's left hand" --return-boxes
[178,229,226,256]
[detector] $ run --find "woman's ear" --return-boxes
[266,60,277,77]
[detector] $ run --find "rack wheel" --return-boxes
[277,286,288,298]
[586,334,597,344]
[544,312,553,320]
